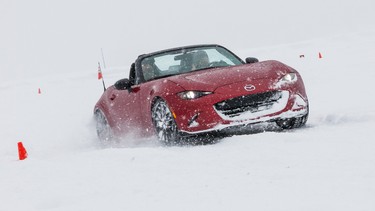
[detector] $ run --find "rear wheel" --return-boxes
[95,110,113,142]
[151,99,179,145]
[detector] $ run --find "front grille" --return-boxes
[214,91,283,118]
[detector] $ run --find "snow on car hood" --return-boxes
[167,60,291,91]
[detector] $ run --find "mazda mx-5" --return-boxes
[94,44,308,144]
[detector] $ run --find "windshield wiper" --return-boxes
[196,65,228,71]
[153,74,177,80]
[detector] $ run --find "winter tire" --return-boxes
[151,99,179,145]
[95,109,113,142]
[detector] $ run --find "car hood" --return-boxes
[167,60,292,91]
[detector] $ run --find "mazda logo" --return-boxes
[244,84,256,91]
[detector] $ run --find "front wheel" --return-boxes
[276,113,309,129]
[151,99,179,145]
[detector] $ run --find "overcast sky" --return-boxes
[1,0,374,81]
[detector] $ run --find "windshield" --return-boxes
[140,46,243,82]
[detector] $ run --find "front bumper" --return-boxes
[185,94,307,135]
[167,80,308,135]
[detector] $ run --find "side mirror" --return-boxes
[245,57,259,64]
[114,78,132,91]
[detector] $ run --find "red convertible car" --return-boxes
[94,44,308,144]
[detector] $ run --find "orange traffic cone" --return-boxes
[318,52,323,59]
[18,142,28,160]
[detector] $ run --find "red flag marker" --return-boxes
[98,63,103,80]
[319,52,323,59]
[18,142,28,160]
[38,88,41,94]
[97,62,107,91]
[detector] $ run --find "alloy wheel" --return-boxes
[95,110,112,142]
[151,99,178,144]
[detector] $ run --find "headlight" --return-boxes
[177,91,213,100]
[279,73,297,83]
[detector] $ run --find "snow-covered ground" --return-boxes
[1,1,375,210]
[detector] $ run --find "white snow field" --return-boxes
[1,1,375,210]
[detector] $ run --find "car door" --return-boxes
[108,85,142,136]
